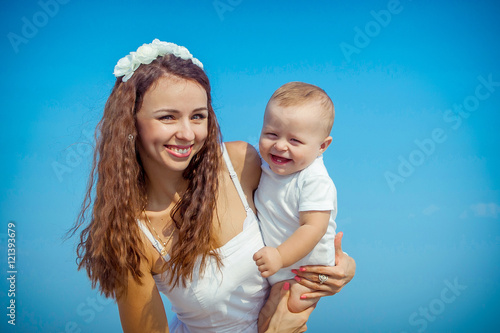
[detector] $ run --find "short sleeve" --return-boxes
[298,175,336,212]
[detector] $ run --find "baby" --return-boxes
[253,81,337,313]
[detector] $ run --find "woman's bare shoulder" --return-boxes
[224,141,261,191]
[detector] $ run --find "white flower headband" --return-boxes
[113,39,203,82]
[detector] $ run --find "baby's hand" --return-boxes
[253,246,283,278]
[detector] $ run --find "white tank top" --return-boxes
[138,144,269,332]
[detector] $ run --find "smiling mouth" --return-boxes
[270,154,292,165]
[165,145,193,158]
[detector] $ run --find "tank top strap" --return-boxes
[221,143,251,212]
[137,220,169,260]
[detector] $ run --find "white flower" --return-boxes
[151,39,171,54]
[113,54,133,77]
[174,46,192,60]
[113,39,203,82]
[135,43,159,64]
[192,58,203,68]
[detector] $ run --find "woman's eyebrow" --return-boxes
[192,107,209,112]
[153,107,208,114]
[153,108,179,114]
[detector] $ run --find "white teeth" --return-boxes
[273,155,288,163]
[169,147,190,154]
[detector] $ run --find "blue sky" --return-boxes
[1,0,499,332]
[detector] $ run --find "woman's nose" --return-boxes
[176,120,195,141]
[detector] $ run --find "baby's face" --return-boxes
[259,100,331,176]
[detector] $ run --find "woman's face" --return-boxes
[136,76,209,175]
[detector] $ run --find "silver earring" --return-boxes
[128,134,134,141]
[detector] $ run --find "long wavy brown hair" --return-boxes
[69,53,223,298]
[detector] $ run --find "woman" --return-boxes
[71,39,355,332]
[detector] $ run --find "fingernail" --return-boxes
[291,269,298,274]
[294,276,301,282]
[299,267,306,272]
[300,295,307,299]
[283,282,290,290]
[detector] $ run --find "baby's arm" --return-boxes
[253,210,330,278]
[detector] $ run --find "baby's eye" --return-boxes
[266,133,277,137]
[291,138,302,144]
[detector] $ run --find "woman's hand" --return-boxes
[258,281,315,333]
[292,232,355,299]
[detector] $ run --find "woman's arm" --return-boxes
[258,282,314,333]
[293,232,356,299]
[258,232,355,332]
[117,258,169,333]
